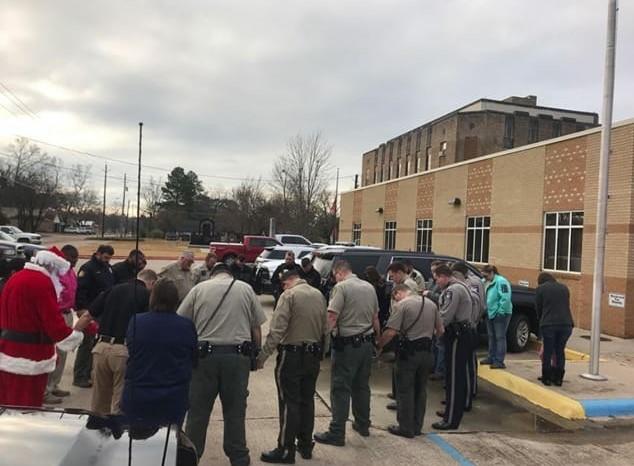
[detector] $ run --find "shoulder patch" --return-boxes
[500,283,509,293]
[443,289,453,303]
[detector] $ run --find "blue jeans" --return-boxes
[541,325,573,371]
[486,314,511,365]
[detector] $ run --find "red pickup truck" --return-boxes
[210,235,281,264]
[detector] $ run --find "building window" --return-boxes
[416,130,422,151]
[395,158,401,178]
[466,216,490,263]
[528,118,539,143]
[406,134,411,154]
[504,115,514,148]
[352,223,362,246]
[553,120,561,138]
[543,211,583,272]
[426,127,432,146]
[384,221,397,250]
[426,147,432,170]
[404,155,409,176]
[414,152,420,173]
[416,219,433,253]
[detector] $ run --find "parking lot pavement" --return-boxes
[55,292,634,465]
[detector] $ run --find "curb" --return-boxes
[478,364,586,420]
[580,399,634,418]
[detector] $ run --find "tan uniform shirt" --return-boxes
[192,264,213,285]
[177,272,266,344]
[387,295,440,340]
[260,280,328,361]
[404,277,420,293]
[410,269,425,290]
[439,278,473,326]
[159,262,194,302]
[328,274,378,337]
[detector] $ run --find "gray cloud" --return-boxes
[1,0,632,196]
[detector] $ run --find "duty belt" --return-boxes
[197,343,242,354]
[278,343,322,354]
[333,333,374,346]
[0,329,53,345]
[96,334,126,345]
[405,337,433,352]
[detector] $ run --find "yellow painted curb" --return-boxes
[479,364,586,420]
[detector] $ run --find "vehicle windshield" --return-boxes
[0,231,16,241]
[260,249,289,260]
[9,227,23,234]
[312,256,334,279]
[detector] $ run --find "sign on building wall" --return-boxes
[608,293,626,308]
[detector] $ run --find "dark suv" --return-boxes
[311,246,537,353]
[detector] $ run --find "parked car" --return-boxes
[0,407,196,466]
[210,235,281,264]
[274,234,314,247]
[0,231,26,258]
[0,225,42,244]
[253,245,315,294]
[165,231,180,241]
[311,246,537,353]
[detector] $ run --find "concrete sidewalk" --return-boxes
[479,328,634,423]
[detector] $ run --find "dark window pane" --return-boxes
[556,229,570,270]
[572,212,584,226]
[558,212,571,226]
[427,231,433,253]
[466,229,474,261]
[468,217,475,228]
[475,229,483,262]
[484,216,491,227]
[482,229,490,263]
[570,228,583,272]
[546,213,556,226]
[428,220,433,228]
[544,229,556,269]
[475,217,483,228]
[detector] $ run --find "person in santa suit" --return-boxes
[0,250,92,407]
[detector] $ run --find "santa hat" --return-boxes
[25,250,71,298]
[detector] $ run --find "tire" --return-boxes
[223,254,237,266]
[507,312,531,353]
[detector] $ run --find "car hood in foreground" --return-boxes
[0,408,178,466]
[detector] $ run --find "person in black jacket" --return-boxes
[300,257,322,290]
[89,269,156,415]
[271,251,302,305]
[111,249,146,284]
[73,244,115,388]
[230,255,253,285]
[364,266,390,328]
[535,272,574,386]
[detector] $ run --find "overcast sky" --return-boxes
[1,0,632,205]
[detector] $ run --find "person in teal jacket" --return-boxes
[480,265,513,369]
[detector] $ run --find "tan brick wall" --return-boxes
[466,160,493,216]
[395,177,418,250]
[416,174,435,219]
[431,165,468,257]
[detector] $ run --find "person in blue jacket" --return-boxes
[480,265,513,369]
[121,277,198,427]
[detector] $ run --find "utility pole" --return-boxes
[581,0,618,382]
[333,168,340,243]
[121,173,127,237]
[101,163,107,238]
[125,199,131,237]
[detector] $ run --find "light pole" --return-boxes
[581,0,618,382]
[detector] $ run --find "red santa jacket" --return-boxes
[0,265,78,375]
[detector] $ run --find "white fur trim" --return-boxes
[56,330,84,352]
[0,352,56,376]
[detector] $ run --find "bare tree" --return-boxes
[271,132,332,236]
[0,137,63,230]
[232,178,266,234]
[142,176,163,218]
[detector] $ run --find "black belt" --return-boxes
[0,329,53,345]
[197,342,242,354]
[406,337,433,352]
[96,334,126,345]
[278,343,322,354]
[333,333,374,346]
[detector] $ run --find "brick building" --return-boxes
[340,119,634,338]
[361,95,598,187]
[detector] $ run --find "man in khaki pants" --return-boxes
[89,269,157,415]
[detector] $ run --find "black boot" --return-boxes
[261,447,296,464]
[553,368,565,387]
[539,367,552,386]
[297,442,314,460]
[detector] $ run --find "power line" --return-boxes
[0,82,38,119]
[0,100,19,118]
